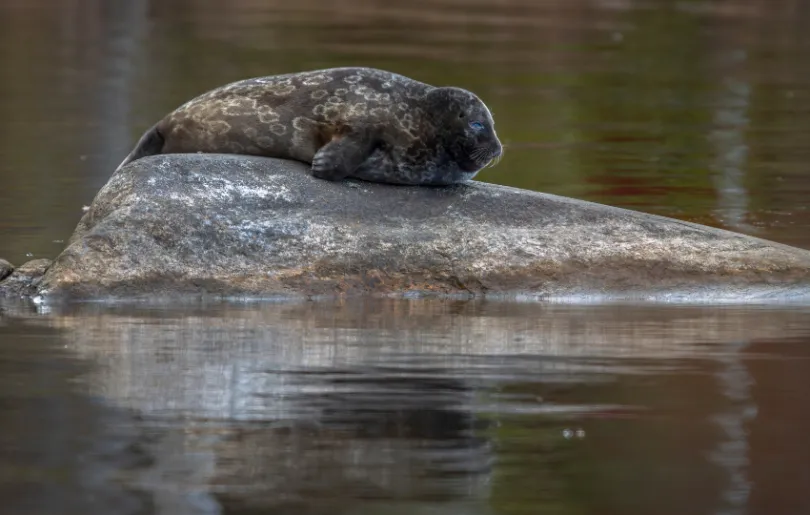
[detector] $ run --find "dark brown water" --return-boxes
[4,299,810,515]
[2,0,810,513]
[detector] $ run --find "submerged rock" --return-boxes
[0,259,52,298]
[31,154,810,302]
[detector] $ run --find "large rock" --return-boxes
[22,154,810,301]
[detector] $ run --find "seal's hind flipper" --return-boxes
[115,124,165,172]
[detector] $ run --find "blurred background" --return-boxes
[1,0,809,265]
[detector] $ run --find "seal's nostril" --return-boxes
[491,146,502,157]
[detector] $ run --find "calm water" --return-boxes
[2,0,810,513]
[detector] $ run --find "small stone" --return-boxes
[0,259,14,282]
[16,259,52,276]
[0,259,52,298]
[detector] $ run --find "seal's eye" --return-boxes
[469,121,485,131]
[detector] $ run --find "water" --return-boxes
[3,299,810,514]
[2,0,810,513]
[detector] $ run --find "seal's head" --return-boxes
[425,87,503,172]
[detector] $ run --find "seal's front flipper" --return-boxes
[311,132,376,181]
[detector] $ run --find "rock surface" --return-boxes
[0,259,52,298]
[0,259,13,282]
[24,153,810,302]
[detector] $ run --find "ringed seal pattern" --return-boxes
[116,67,503,186]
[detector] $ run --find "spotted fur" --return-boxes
[116,67,503,186]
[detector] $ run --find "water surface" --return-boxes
[3,299,810,514]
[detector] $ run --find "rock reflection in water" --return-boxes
[3,299,810,514]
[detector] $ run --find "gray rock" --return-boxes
[36,154,810,302]
[0,259,52,298]
[0,259,13,282]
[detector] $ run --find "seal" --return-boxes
[116,67,503,185]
